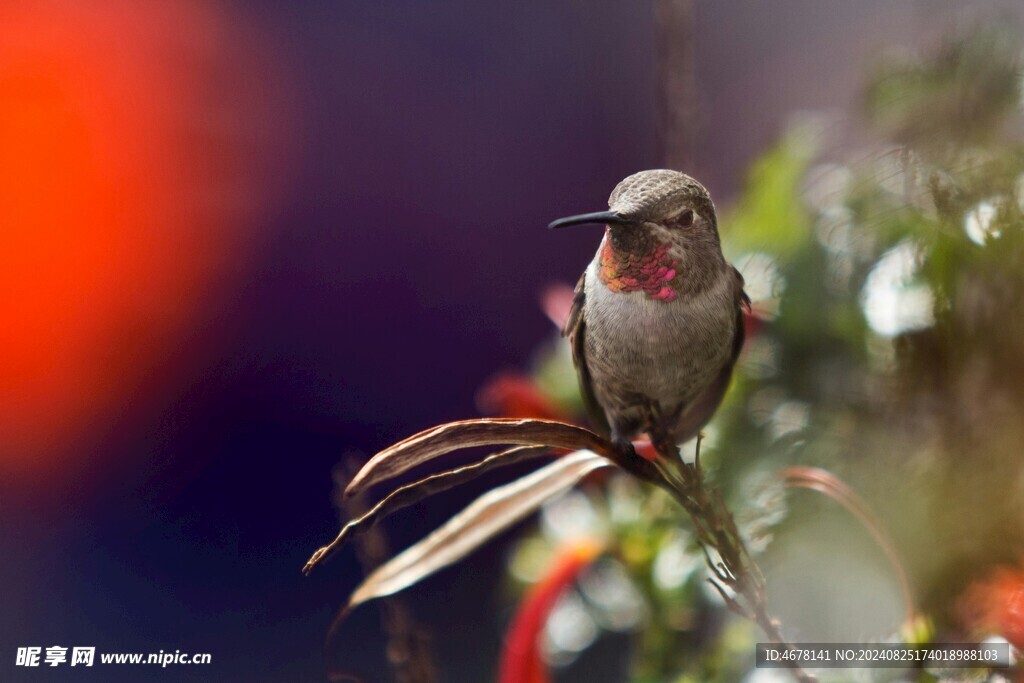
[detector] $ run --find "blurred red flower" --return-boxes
[960,563,1024,649]
[477,372,570,422]
[498,540,603,683]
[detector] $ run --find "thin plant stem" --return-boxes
[335,461,440,683]
[648,433,817,683]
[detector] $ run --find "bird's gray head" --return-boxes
[548,169,719,248]
[549,170,726,302]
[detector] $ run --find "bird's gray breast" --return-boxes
[582,260,736,414]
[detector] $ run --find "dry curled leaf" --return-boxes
[344,418,619,498]
[302,445,550,575]
[344,450,611,612]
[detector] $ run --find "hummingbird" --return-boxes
[549,169,749,456]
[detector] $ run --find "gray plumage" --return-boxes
[552,170,748,453]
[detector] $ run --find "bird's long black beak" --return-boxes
[547,211,631,230]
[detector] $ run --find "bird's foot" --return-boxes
[610,432,638,459]
[640,400,677,454]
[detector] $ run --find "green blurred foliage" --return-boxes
[504,24,1024,683]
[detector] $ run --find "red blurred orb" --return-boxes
[0,0,294,472]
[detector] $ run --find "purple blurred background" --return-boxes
[1,1,1014,679]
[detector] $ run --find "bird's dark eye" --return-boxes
[678,209,694,227]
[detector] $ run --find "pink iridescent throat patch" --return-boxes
[598,238,681,302]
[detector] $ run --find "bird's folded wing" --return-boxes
[564,271,611,436]
[674,266,749,444]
